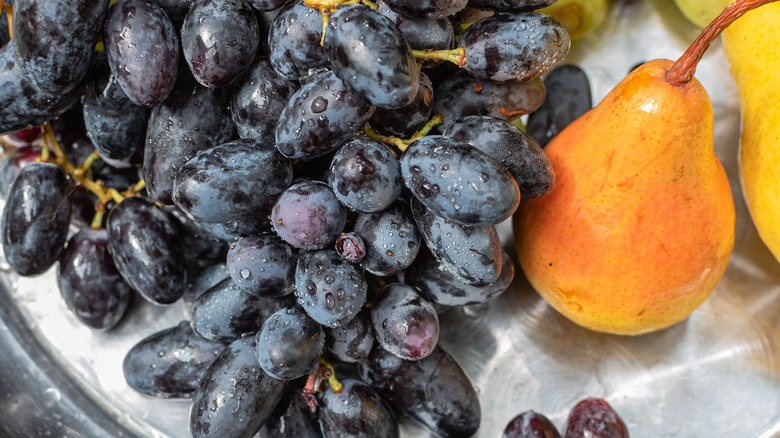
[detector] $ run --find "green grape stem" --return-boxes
[304,0,377,14]
[412,48,467,67]
[364,113,445,153]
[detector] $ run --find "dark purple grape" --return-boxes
[122,321,225,399]
[401,135,520,226]
[182,263,231,317]
[377,2,455,51]
[57,228,131,330]
[227,234,298,297]
[267,1,328,81]
[368,72,434,138]
[294,249,367,328]
[382,0,467,19]
[503,410,562,438]
[271,180,347,250]
[194,212,275,242]
[275,70,375,161]
[144,71,235,204]
[433,70,546,131]
[358,344,481,437]
[172,138,293,224]
[564,398,630,438]
[335,233,367,263]
[354,200,421,276]
[261,382,322,438]
[324,6,419,109]
[106,196,187,305]
[445,115,554,198]
[231,57,298,141]
[324,309,374,363]
[190,278,286,342]
[318,379,399,438]
[410,197,503,286]
[255,306,325,380]
[182,0,260,88]
[371,283,439,360]
[467,0,556,11]
[104,0,179,106]
[1,162,71,276]
[327,139,404,214]
[526,64,593,147]
[460,13,570,82]
[190,337,287,438]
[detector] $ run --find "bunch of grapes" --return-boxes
[0,0,593,436]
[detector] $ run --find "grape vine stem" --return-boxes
[364,113,445,153]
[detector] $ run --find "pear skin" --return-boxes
[514,60,735,335]
[722,4,780,264]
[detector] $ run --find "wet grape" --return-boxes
[318,379,399,438]
[503,410,562,438]
[564,398,630,438]
[370,283,439,360]
[255,306,325,380]
[227,234,298,298]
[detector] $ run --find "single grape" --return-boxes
[526,64,592,147]
[318,379,399,438]
[368,72,434,138]
[354,200,421,276]
[503,410,562,438]
[382,0,468,19]
[267,1,328,81]
[324,308,374,363]
[564,398,630,438]
[255,306,325,380]
[371,283,439,360]
[227,234,298,297]
[271,180,347,250]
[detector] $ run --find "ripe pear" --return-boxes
[721,3,780,264]
[512,1,764,334]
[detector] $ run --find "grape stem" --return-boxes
[304,0,377,14]
[364,113,445,153]
[667,0,778,85]
[412,48,467,68]
[301,357,345,412]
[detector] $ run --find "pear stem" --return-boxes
[667,0,778,85]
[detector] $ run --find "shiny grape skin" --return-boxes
[503,410,562,438]
[182,0,259,89]
[231,57,298,141]
[381,0,468,19]
[271,180,347,250]
[377,2,455,51]
[410,197,503,286]
[526,64,593,147]
[172,138,293,224]
[227,234,298,297]
[318,379,399,438]
[190,278,286,342]
[255,306,325,380]
[459,13,570,83]
[354,200,421,276]
[164,205,229,266]
[358,344,481,437]
[106,196,187,305]
[432,70,546,132]
[370,283,439,361]
[294,249,368,328]
[564,398,629,438]
[82,53,149,160]
[324,309,374,363]
[445,115,554,198]
[467,0,556,12]
[267,1,328,81]
[103,0,179,107]
[404,246,514,306]
[260,382,323,438]
[189,337,287,438]
[144,71,234,204]
[324,6,419,109]
[1,162,71,276]
[0,146,40,197]
[368,72,434,138]
[275,71,375,161]
[57,228,132,330]
[327,138,404,214]
[400,135,521,226]
[182,263,231,317]
[122,321,225,399]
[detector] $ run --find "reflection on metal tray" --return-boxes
[0,0,778,437]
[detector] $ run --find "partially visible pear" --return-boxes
[721,3,780,264]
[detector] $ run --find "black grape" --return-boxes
[0,145,40,197]
[354,200,421,276]
[381,0,468,19]
[358,344,481,437]
[324,5,419,109]
[564,398,630,438]
[172,138,293,224]
[445,115,555,198]
[271,180,347,250]
[190,337,287,438]
[327,138,404,214]
[377,2,455,51]
[370,283,439,360]
[503,410,562,438]
[294,248,367,328]
[318,379,399,438]
[467,0,556,11]
[400,135,520,226]
[57,228,131,330]
[122,321,225,399]
[153,0,195,24]
[255,306,325,380]
[1,162,71,276]
[227,234,298,297]
[526,64,593,147]
[165,205,230,266]
[182,0,260,88]
[231,57,298,141]
[106,196,187,305]
[182,263,231,317]
[267,1,328,81]
[261,382,323,438]
[275,71,375,162]
[324,309,374,363]
[368,72,434,138]
[103,0,179,106]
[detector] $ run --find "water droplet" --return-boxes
[239,268,250,279]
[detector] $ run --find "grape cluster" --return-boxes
[0,0,591,436]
